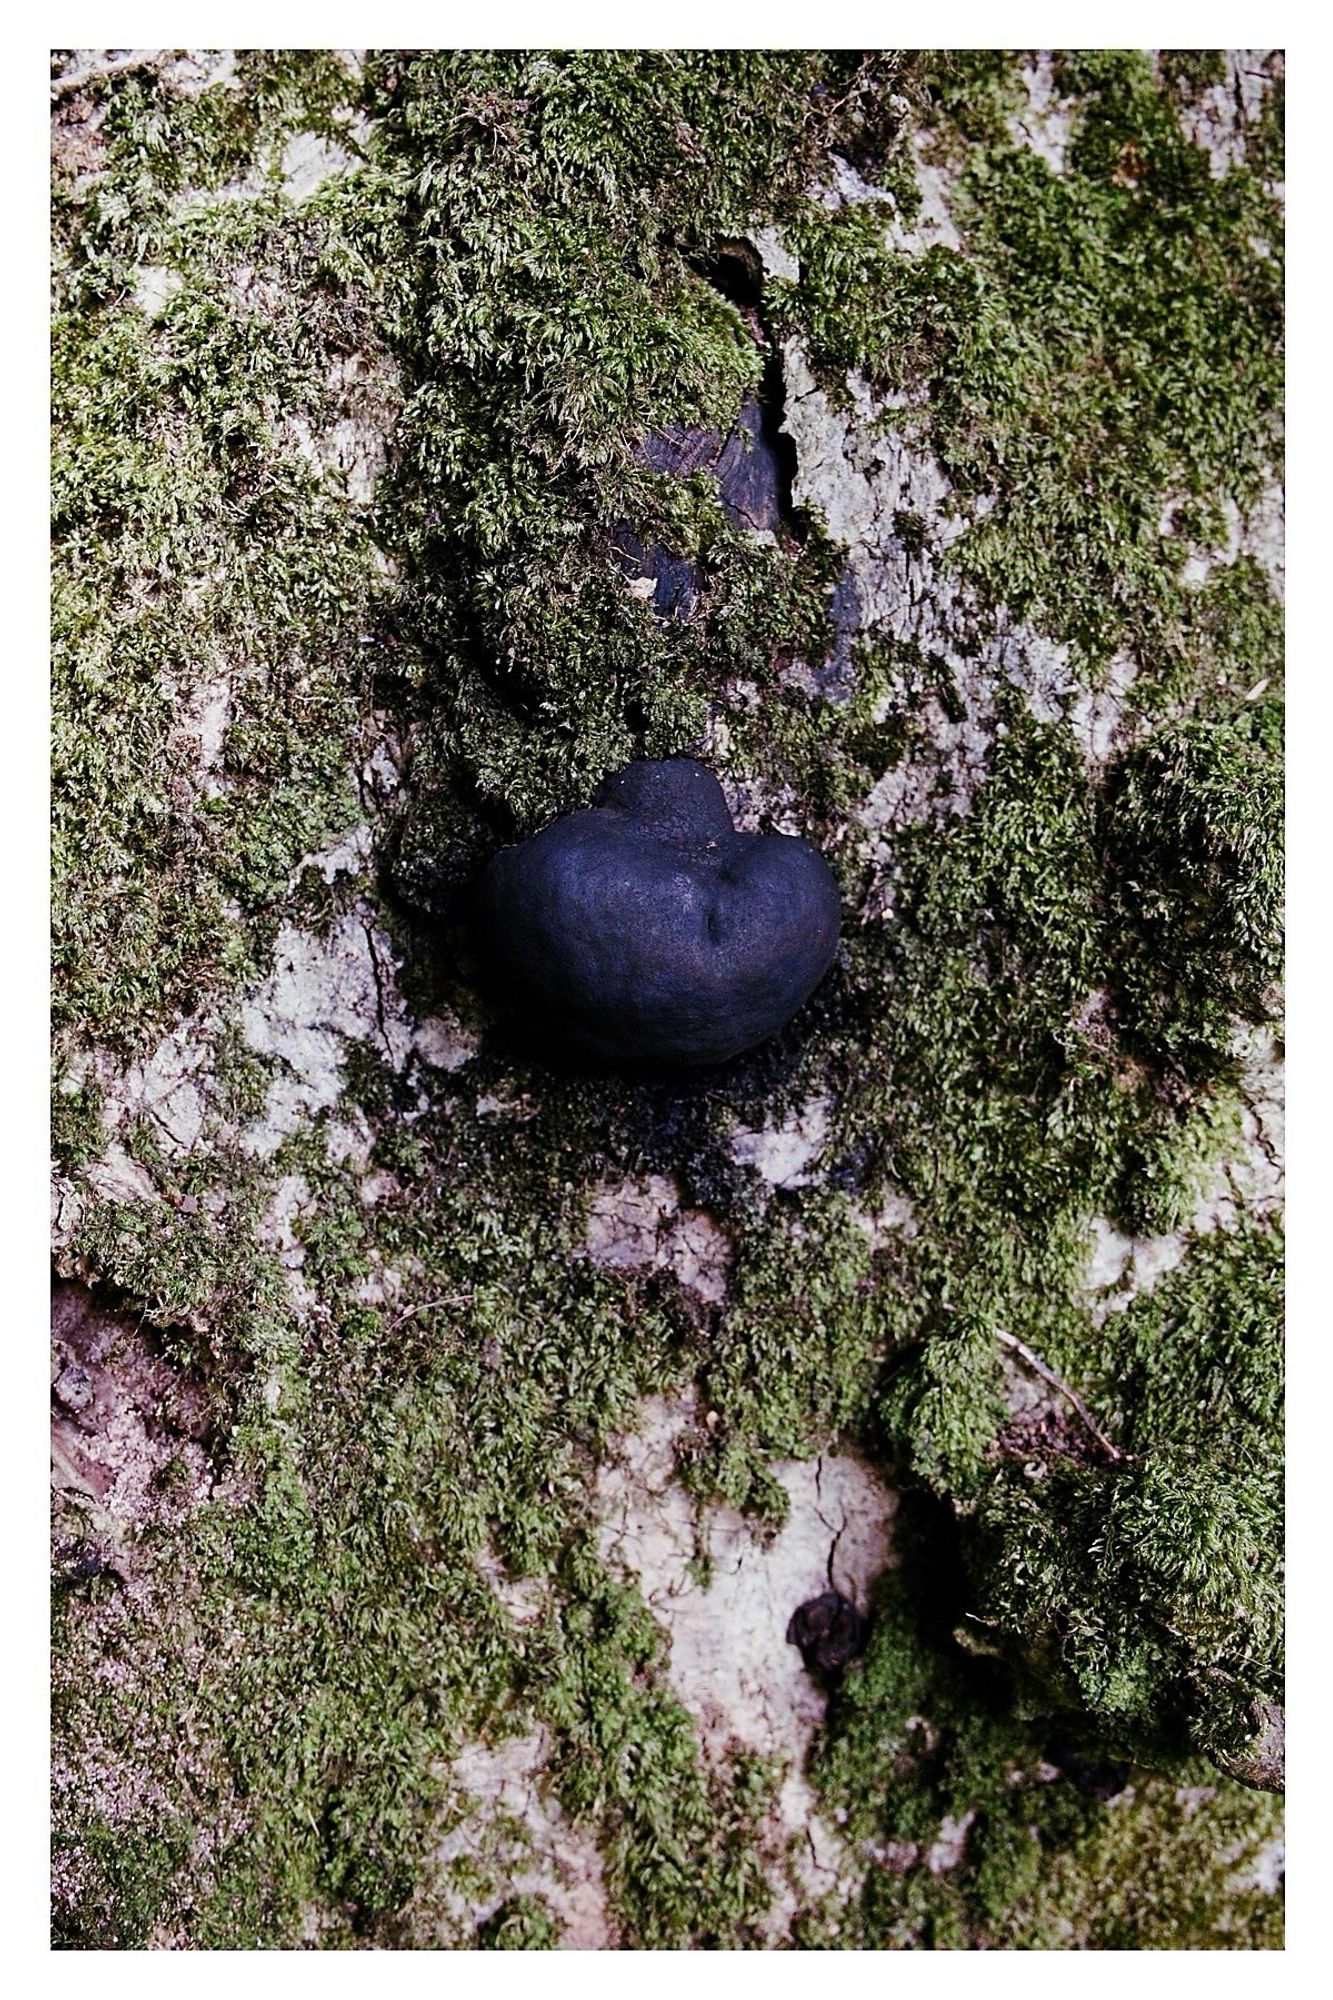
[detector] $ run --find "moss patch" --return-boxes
[807,1498,1283,1949]
[52,48,1282,1949]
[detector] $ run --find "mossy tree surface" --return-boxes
[52,49,1283,1949]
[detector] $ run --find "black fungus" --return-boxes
[476,758,840,1067]
[786,1591,866,1677]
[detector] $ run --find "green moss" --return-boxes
[52,47,1282,1950]
[965,1223,1283,1768]
[51,151,386,1053]
[51,1069,106,1173]
[52,1818,194,1950]
[1103,710,1283,1076]
[353,50,914,834]
[809,1500,1282,1949]
[781,47,1283,690]
[685,1194,888,1516]
[477,1895,559,1948]
[53,1034,778,1943]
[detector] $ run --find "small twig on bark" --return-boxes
[51,51,167,101]
[995,1329,1123,1464]
[387,1293,472,1331]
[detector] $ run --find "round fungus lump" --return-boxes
[476,758,840,1067]
[786,1591,866,1678]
